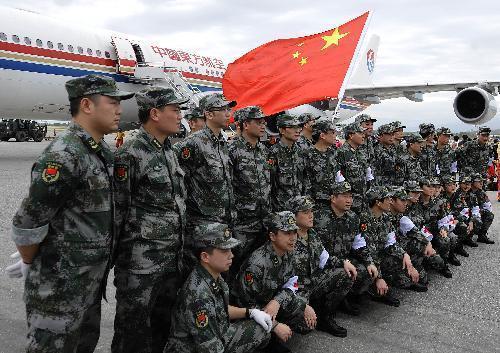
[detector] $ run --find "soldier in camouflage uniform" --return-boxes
[165,223,272,353]
[457,126,494,178]
[372,124,397,186]
[184,106,205,134]
[232,212,313,348]
[268,114,310,211]
[291,196,355,337]
[336,123,372,214]
[451,175,478,248]
[355,114,377,162]
[390,121,407,186]
[7,75,134,352]
[419,123,439,178]
[401,134,425,182]
[470,173,495,244]
[360,186,424,304]
[174,93,236,268]
[305,118,341,207]
[228,106,272,275]
[112,87,189,353]
[295,112,316,151]
[314,182,378,316]
[435,127,458,177]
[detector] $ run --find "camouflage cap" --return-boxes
[436,127,452,135]
[199,93,236,112]
[471,173,485,182]
[429,177,441,185]
[390,121,406,130]
[366,186,392,203]
[419,123,435,136]
[419,177,432,186]
[354,114,377,123]
[391,187,409,200]
[135,86,189,110]
[478,126,491,135]
[184,107,204,121]
[269,211,299,232]
[344,122,366,139]
[441,175,456,185]
[312,118,336,134]
[298,113,317,124]
[290,196,315,214]
[405,133,425,144]
[403,180,423,192]
[234,106,266,122]
[330,181,352,194]
[377,123,395,135]
[65,74,135,100]
[193,223,240,249]
[459,175,472,183]
[276,113,302,128]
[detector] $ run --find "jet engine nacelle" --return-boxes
[453,87,497,125]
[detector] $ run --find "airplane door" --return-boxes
[111,36,137,74]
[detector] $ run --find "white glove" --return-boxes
[421,226,433,241]
[471,205,481,219]
[460,207,470,218]
[249,308,273,333]
[352,233,366,250]
[438,216,450,230]
[319,249,329,270]
[384,231,396,248]
[399,216,416,235]
[482,201,493,212]
[5,251,31,279]
[335,170,345,182]
[436,164,441,175]
[366,167,374,181]
[282,275,299,294]
[450,161,458,173]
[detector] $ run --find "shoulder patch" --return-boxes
[195,309,208,328]
[182,147,191,160]
[41,162,62,184]
[115,164,128,182]
[244,271,254,285]
[267,158,275,166]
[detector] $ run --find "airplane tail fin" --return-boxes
[348,34,379,87]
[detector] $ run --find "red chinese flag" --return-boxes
[223,12,370,115]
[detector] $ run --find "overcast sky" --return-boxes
[2,0,500,131]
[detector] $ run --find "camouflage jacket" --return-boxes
[450,189,472,223]
[174,126,235,228]
[388,212,428,258]
[114,127,186,274]
[232,241,306,313]
[268,140,309,212]
[166,264,231,353]
[400,152,424,183]
[314,207,373,266]
[457,140,493,176]
[358,135,376,161]
[471,188,490,207]
[11,122,114,277]
[405,202,425,229]
[296,135,313,151]
[420,143,438,177]
[435,144,457,176]
[228,136,271,221]
[359,210,406,270]
[336,142,369,197]
[372,143,396,186]
[305,146,340,202]
[394,143,408,186]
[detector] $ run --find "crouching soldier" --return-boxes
[231,212,314,353]
[290,196,354,337]
[470,173,495,244]
[165,223,271,353]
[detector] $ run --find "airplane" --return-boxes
[0,5,499,134]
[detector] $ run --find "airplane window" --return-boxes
[77,46,84,54]
[57,43,64,50]
[36,39,43,47]
[24,37,31,45]
[87,48,93,55]
[68,44,74,52]
[96,49,102,57]
[47,41,54,49]
[12,35,20,43]
[0,32,7,41]
[104,51,111,58]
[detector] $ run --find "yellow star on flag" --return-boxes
[299,57,308,66]
[321,27,349,50]
[292,51,300,59]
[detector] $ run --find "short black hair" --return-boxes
[139,106,168,124]
[194,246,215,260]
[69,95,100,117]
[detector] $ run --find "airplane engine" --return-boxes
[453,87,497,125]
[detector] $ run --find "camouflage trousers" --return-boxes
[223,320,271,353]
[24,248,108,353]
[478,210,494,235]
[112,270,180,353]
[380,254,412,289]
[432,232,456,260]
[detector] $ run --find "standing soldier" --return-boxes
[458,126,494,178]
[184,106,205,134]
[228,106,271,273]
[372,124,397,186]
[6,74,134,352]
[336,122,371,214]
[355,113,378,161]
[470,173,495,244]
[268,114,309,211]
[390,121,407,186]
[296,112,316,150]
[401,134,425,182]
[419,123,439,178]
[435,127,457,177]
[112,87,188,353]
[175,93,236,267]
[165,223,272,353]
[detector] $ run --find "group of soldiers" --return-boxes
[5,73,496,353]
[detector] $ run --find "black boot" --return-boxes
[463,237,478,247]
[477,234,495,244]
[317,316,347,338]
[407,282,428,292]
[448,253,461,266]
[455,245,469,257]
[439,266,453,278]
[263,334,291,353]
[339,298,361,316]
[369,289,400,307]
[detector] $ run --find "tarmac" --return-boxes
[1,138,500,353]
